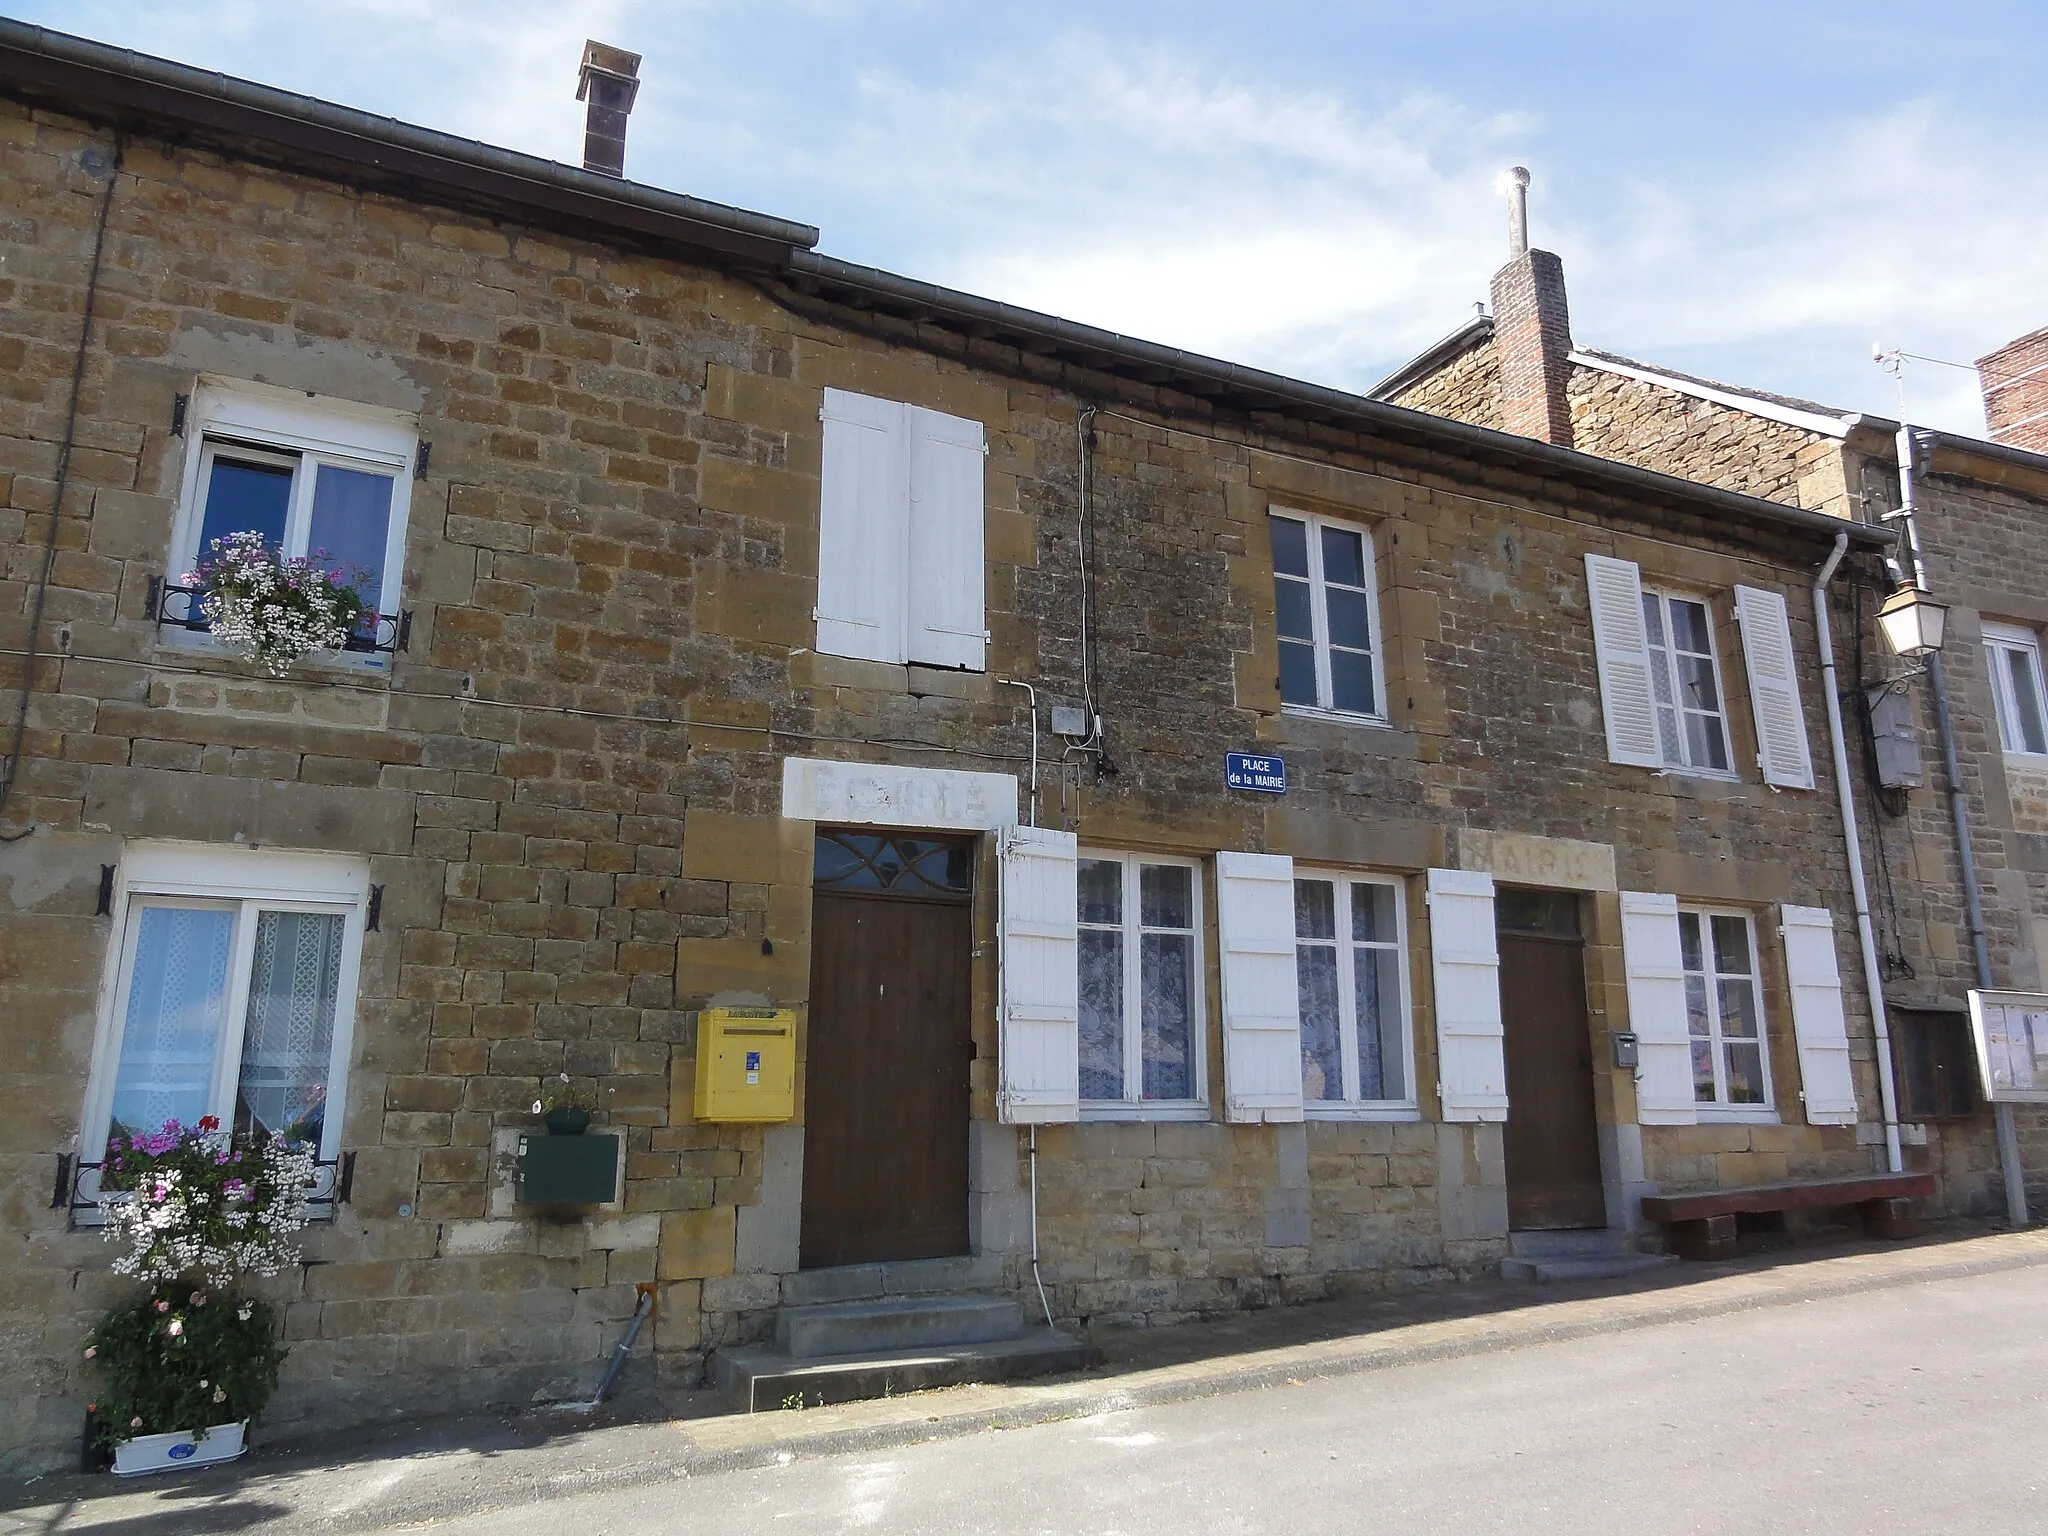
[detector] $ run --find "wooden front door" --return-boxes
[1500,927,1606,1230]
[799,832,974,1270]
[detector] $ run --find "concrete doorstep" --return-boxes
[5,1226,2044,1535]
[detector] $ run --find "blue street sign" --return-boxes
[1225,752,1287,794]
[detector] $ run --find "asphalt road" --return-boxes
[421,1263,2048,1535]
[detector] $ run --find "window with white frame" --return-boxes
[1270,509,1386,720]
[1984,623,2048,757]
[80,845,369,1177]
[168,380,419,661]
[1077,851,1205,1113]
[1679,907,1771,1110]
[1641,589,1733,773]
[815,387,987,671]
[1294,872,1413,1109]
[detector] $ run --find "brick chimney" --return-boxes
[1978,325,2048,453]
[1489,167,1575,448]
[576,41,642,178]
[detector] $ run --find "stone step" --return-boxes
[777,1292,1024,1357]
[1506,1227,1634,1259]
[781,1254,1006,1307]
[715,1328,1103,1413]
[1500,1254,1680,1284]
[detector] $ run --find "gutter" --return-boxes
[788,253,1895,555]
[0,19,818,266]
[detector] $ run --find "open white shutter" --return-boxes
[1780,904,1859,1125]
[1584,553,1662,768]
[1733,584,1816,790]
[997,824,1079,1124]
[1426,868,1507,1123]
[817,388,907,663]
[1216,852,1304,1124]
[1619,891,1696,1125]
[906,404,987,671]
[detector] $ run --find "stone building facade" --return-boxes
[1,25,1907,1472]
[1379,227,2048,1221]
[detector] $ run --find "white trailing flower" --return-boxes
[188,531,369,677]
[97,1127,316,1288]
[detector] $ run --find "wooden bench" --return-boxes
[1639,1172,1936,1260]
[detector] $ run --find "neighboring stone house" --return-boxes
[0,25,1906,1471]
[1378,189,2048,1221]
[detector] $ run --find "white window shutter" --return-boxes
[997,824,1080,1124]
[1215,852,1304,1124]
[1733,584,1816,790]
[1584,553,1661,768]
[1426,868,1507,1123]
[1619,891,1696,1125]
[1779,904,1858,1125]
[817,388,907,663]
[906,404,987,671]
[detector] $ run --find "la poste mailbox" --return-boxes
[694,1006,798,1121]
[1225,752,1286,794]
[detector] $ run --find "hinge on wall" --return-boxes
[170,393,188,437]
[366,885,384,932]
[96,865,115,916]
[414,442,431,480]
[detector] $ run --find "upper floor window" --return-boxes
[169,380,418,664]
[1680,907,1771,1110]
[1077,850,1206,1116]
[1642,589,1733,774]
[1270,509,1385,721]
[1984,623,2048,757]
[1294,871,1413,1109]
[816,387,986,671]
[79,844,369,1183]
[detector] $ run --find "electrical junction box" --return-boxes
[1611,1031,1640,1071]
[1049,706,1092,738]
[694,1007,798,1122]
[1866,687,1924,789]
[515,1133,620,1205]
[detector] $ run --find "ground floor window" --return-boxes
[1078,851,1205,1113]
[81,845,369,1169]
[1680,907,1771,1109]
[1294,871,1412,1108]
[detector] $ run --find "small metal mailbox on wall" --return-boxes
[515,1133,621,1205]
[694,1007,798,1122]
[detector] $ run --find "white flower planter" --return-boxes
[111,1420,248,1477]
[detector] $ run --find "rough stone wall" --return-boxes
[0,96,1904,1471]
[1385,337,1501,431]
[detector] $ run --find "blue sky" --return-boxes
[22,2,2045,433]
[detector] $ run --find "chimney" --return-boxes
[1978,325,2048,454]
[576,40,642,178]
[1488,167,1575,448]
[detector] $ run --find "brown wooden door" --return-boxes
[1500,932,1607,1230]
[800,890,973,1268]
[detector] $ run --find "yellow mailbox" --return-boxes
[693,1006,798,1122]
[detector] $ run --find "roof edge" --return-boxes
[0,19,820,264]
[1368,313,1495,401]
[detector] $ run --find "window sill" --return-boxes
[1304,1103,1423,1123]
[1079,1101,1212,1123]
[1281,704,1392,730]
[2001,750,2048,767]
[1693,1105,1779,1125]
[154,634,395,685]
[1653,765,1743,786]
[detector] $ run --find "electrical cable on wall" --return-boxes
[0,134,124,840]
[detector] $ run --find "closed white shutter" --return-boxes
[1733,584,1816,790]
[1584,553,1662,768]
[1780,904,1858,1125]
[906,404,987,671]
[997,824,1080,1124]
[1216,852,1304,1124]
[817,388,907,663]
[1426,868,1507,1123]
[1619,891,1696,1125]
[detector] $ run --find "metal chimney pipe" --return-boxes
[1503,165,1531,257]
[576,40,642,178]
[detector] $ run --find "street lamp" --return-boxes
[1876,583,1949,662]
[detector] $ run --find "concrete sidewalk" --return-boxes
[7,1225,2044,1535]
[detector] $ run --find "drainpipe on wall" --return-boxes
[1812,531,1904,1174]
[1895,427,2029,1226]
